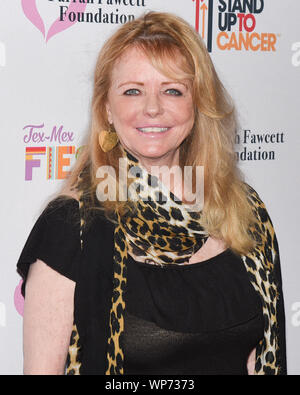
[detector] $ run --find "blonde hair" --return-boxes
[61,11,258,255]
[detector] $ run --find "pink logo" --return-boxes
[21,0,87,42]
[14,280,24,317]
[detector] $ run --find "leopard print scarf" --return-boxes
[105,148,209,374]
[71,149,283,375]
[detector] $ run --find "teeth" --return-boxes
[138,127,169,133]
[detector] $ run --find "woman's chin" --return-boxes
[130,148,173,162]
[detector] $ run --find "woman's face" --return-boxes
[106,46,195,169]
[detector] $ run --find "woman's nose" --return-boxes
[143,93,163,117]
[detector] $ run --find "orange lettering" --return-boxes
[261,33,269,51]
[250,33,260,51]
[228,32,238,50]
[217,31,277,52]
[239,32,249,51]
[268,33,277,51]
[217,32,229,50]
[56,146,75,179]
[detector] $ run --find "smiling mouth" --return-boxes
[137,127,170,133]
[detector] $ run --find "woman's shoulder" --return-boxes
[36,195,80,232]
[16,195,82,296]
[243,182,264,205]
[242,182,271,224]
[47,188,80,211]
[242,182,280,269]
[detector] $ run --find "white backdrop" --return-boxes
[0,0,299,375]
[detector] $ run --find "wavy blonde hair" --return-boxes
[61,11,258,255]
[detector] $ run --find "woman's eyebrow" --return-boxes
[117,81,188,88]
[117,81,144,88]
[161,81,188,88]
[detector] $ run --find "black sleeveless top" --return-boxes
[16,197,266,375]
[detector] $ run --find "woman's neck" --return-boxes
[137,150,180,174]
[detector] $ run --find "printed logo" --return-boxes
[21,0,87,42]
[192,0,279,52]
[235,129,285,162]
[23,123,79,181]
[193,0,214,52]
[21,1,146,41]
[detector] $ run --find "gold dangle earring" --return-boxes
[98,124,119,153]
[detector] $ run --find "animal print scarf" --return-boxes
[105,148,209,374]
[74,148,284,375]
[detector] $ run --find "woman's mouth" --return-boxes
[136,127,171,134]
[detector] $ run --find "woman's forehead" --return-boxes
[111,45,192,83]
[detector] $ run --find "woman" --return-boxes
[17,12,286,375]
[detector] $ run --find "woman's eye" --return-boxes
[124,89,140,96]
[165,89,182,96]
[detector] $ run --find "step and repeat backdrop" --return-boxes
[0,0,299,374]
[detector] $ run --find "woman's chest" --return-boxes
[123,251,264,375]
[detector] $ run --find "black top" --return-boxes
[16,197,284,375]
[124,253,264,375]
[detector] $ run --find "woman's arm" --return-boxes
[23,259,75,375]
[247,347,256,375]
